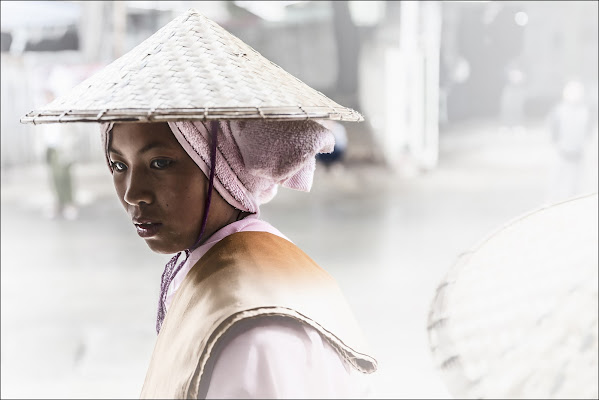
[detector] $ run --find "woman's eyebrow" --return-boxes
[108,141,172,156]
[107,146,122,156]
[138,141,170,155]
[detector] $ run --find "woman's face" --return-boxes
[108,123,207,254]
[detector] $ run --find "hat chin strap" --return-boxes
[156,121,218,334]
[191,120,218,250]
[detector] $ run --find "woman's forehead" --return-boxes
[110,122,180,151]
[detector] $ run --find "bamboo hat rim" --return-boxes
[21,9,363,125]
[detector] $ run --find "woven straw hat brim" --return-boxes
[21,9,363,124]
[427,192,598,399]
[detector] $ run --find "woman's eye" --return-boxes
[151,159,173,169]
[111,161,127,172]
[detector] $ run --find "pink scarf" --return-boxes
[168,120,334,213]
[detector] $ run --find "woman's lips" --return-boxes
[135,223,163,238]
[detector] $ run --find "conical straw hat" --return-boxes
[21,9,363,124]
[428,193,598,399]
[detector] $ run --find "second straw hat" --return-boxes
[21,8,363,125]
[428,193,599,399]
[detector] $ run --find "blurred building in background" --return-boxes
[1,1,597,173]
[440,1,598,122]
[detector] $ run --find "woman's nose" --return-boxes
[123,168,154,206]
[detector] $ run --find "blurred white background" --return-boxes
[1,1,597,398]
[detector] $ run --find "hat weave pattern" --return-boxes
[21,9,363,124]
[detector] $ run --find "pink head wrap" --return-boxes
[101,120,335,213]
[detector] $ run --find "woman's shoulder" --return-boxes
[203,316,372,398]
[215,316,345,360]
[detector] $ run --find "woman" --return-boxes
[23,9,377,398]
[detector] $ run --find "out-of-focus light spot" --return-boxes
[348,1,385,27]
[563,80,585,103]
[508,69,525,85]
[234,1,305,22]
[454,58,471,84]
[515,11,529,27]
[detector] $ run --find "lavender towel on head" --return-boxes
[168,120,335,213]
